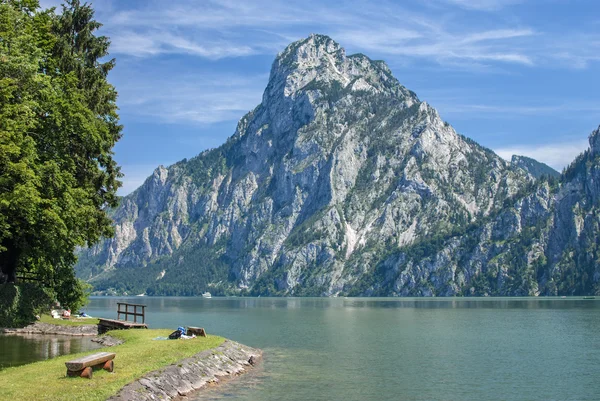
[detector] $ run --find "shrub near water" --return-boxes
[0,329,225,401]
[0,283,53,327]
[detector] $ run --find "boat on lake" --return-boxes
[202,292,212,298]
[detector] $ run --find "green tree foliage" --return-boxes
[0,0,121,311]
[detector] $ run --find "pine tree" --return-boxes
[0,0,122,311]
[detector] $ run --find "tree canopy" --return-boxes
[0,0,121,310]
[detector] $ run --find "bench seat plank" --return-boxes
[65,352,116,371]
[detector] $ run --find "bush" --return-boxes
[0,283,53,327]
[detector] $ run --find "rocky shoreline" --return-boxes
[2,322,262,400]
[1,321,98,336]
[108,340,262,401]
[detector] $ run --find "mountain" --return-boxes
[374,128,600,296]
[76,34,600,297]
[511,155,560,179]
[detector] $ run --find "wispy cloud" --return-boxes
[39,0,600,72]
[110,31,256,59]
[439,0,521,11]
[427,99,600,118]
[96,0,539,69]
[495,139,589,171]
[116,72,267,124]
[446,104,600,116]
[460,29,534,44]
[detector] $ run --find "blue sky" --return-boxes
[41,0,600,195]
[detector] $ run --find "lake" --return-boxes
[81,297,600,401]
[0,333,102,369]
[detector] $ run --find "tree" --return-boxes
[0,0,121,311]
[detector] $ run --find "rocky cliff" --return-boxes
[371,127,600,296]
[76,34,600,296]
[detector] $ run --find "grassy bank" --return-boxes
[0,328,225,401]
[38,314,100,326]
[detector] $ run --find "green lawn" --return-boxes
[0,329,225,401]
[39,314,100,326]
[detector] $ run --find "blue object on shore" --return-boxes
[178,326,186,335]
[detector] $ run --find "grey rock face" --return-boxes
[375,127,600,297]
[76,35,600,296]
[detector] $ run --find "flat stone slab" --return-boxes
[108,340,262,401]
[91,335,124,347]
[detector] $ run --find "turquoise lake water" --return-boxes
[83,297,600,401]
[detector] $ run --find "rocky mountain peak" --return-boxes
[589,125,600,155]
[276,34,343,68]
[264,34,408,104]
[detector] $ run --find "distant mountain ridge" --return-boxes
[511,155,560,179]
[76,34,600,297]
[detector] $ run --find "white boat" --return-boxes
[202,292,212,298]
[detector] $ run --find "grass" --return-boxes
[0,329,225,401]
[39,314,100,326]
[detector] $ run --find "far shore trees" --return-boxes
[0,0,121,318]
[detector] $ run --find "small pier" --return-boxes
[98,302,148,333]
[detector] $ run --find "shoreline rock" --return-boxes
[91,335,124,347]
[108,340,262,401]
[0,321,98,336]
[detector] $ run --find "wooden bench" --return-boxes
[65,352,115,379]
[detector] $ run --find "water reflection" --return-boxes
[0,334,102,369]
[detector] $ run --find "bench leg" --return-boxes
[103,360,114,372]
[80,367,93,379]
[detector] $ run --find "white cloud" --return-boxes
[110,31,256,59]
[39,0,600,72]
[495,139,589,171]
[440,0,521,11]
[96,0,540,69]
[116,72,267,124]
[460,29,534,44]
[431,102,600,117]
